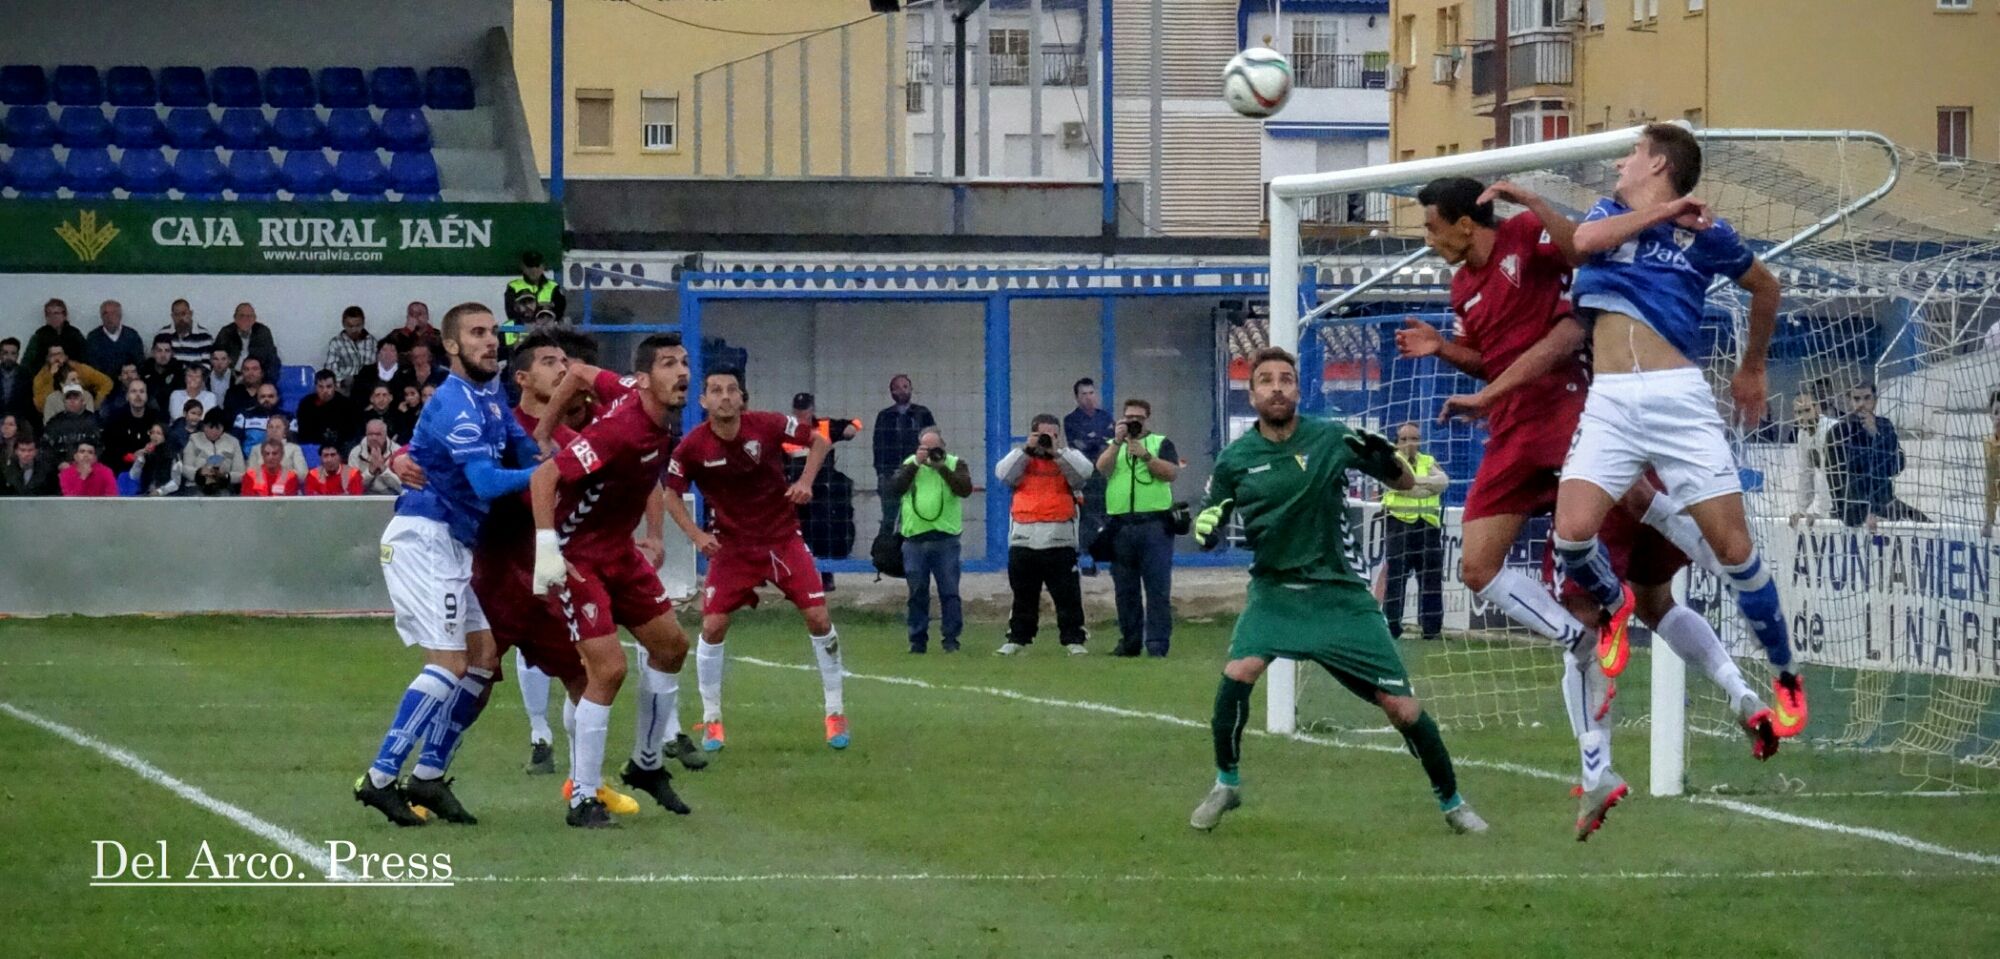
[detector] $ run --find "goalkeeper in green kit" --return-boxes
[1189,346,1487,835]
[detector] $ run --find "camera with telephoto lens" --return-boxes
[1124,418,1146,438]
[927,446,947,464]
[1030,432,1054,457]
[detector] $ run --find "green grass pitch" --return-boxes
[2,613,1995,957]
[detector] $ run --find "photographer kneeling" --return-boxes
[995,414,1094,656]
[892,427,973,653]
[1094,398,1180,657]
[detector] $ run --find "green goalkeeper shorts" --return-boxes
[1229,577,1413,700]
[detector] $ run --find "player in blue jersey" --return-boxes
[354,302,543,826]
[1552,123,1807,738]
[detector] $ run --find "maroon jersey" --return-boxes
[1449,210,1587,436]
[666,410,815,548]
[552,370,676,562]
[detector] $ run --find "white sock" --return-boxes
[1561,649,1612,791]
[1640,494,1724,576]
[1657,605,1753,705]
[562,695,576,739]
[569,699,611,808]
[1475,568,1589,650]
[810,629,845,716]
[631,663,679,770]
[517,649,553,745]
[696,639,725,723]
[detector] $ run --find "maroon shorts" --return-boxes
[1462,399,1584,523]
[551,544,674,641]
[473,563,585,683]
[703,536,825,616]
[1551,508,1689,603]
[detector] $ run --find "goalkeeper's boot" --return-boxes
[1771,670,1808,738]
[1734,691,1781,761]
[353,774,426,827]
[524,740,556,775]
[664,732,709,771]
[1443,797,1489,834]
[563,778,641,816]
[566,796,619,829]
[1596,584,1636,678]
[1574,771,1629,842]
[700,720,727,752]
[619,761,692,815]
[1189,782,1242,831]
[825,714,850,750]
[402,775,478,825]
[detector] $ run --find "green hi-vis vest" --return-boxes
[504,276,558,344]
[1106,433,1171,515]
[900,453,964,536]
[1381,452,1441,526]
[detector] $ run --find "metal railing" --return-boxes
[905,44,1088,88]
[1469,28,1575,95]
[1292,52,1388,90]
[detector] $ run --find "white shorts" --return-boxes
[1561,368,1742,509]
[380,515,490,651]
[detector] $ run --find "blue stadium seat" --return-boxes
[0,65,47,106]
[164,107,216,149]
[263,67,314,109]
[8,147,61,196]
[173,149,228,197]
[424,67,475,110]
[387,150,440,195]
[228,148,281,196]
[111,106,165,149]
[58,106,112,148]
[278,366,316,410]
[120,148,172,197]
[115,473,140,497]
[370,67,423,109]
[379,108,431,151]
[318,67,369,109]
[325,108,377,150]
[211,66,262,108]
[399,193,441,203]
[64,147,119,196]
[280,149,334,195]
[217,107,270,150]
[270,107,324,150]
[334,150,388,197]
[52,66,104,107]
[5,106,57,147]
[105,66,155,107]
[159,66,209,107]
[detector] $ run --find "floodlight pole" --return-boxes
[950,0,987,178]
[550,0,565,202]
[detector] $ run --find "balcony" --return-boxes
[1431,50,1460,85]
[905,44,1089,88]
[1293,52,1389,90]
[1468,28,1574,97]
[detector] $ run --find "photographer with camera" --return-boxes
[890,426,973,653]
[1094,398,1181,657]
[994,414,1094,656]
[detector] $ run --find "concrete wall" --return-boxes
[0,0,507,69]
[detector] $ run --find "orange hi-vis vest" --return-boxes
[242,467,299,496]
[1011,455,1077,523]
[784,417,861,456]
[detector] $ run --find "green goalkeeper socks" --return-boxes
[1212,676,1255,784]
[1400,711,1459,809]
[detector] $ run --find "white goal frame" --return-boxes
[1263,125,1901,797]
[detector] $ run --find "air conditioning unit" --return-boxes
[1061,121,1087,148]
[1386,64,1406,92]
[1558,0,1586,23]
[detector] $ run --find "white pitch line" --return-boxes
[732,656,2000,864]
[0,702,343,880]
[456,867,1992,886]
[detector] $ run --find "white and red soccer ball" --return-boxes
[1222,47,1292,119]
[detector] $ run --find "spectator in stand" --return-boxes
[231,382,283,447]
[101,379,164,467]
[99,372,159,420]
[1828,380,1930,530]
[129,422,181,495]
[360,384,404,443]
[113,360,141,389]
[2,431,56,495]
[57,438,118,497]
[305,444,364,495]
[0,337,32,428]
[871,373,936,533]
[1064,376,1115,573]
[351,340,405,404]
[222,356,269,417]
[1788,391,1837,528]
[214,301,281,373]
[0,413,18,462]
[161,298,216,366]
[323,306,375,392]
[43,383,102,462]
[350,418,402,494]
[264,413,309,477]
[240,438,301,496]
[404,342,448,391]
[994,413,1094,656]
[138,333,182,405]
[22,298,88,374]
[206,348,235,403]
[32,345,112,416]
[167,399,205,459]
[167,365,218,425]
[42,371,95,421]
[182,409,245,495]
[295,369,359,450]
[379,301,444,362]
[393,383,425,437]
[85,300,145,377]
[502,251,566,329]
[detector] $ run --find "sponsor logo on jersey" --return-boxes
[619,375,640,389]
[1673,228,1696,249]
[1499,253,1521,287]
[640,450,660,463]
[1248,463,1272,474]
[489,403,502,418]
[583,602,599,623]
[1376,678,1407,689]
[379,544,394,565]
[667,458,684,477]
[1294,454,1309,469]
[703,458,727,467]
[568,438,599,471]
[744,439,762,461]
[446,418,483,446]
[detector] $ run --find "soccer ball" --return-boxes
[1222,48,1292,118]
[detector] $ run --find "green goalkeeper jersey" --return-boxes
[1203,417,1399,586]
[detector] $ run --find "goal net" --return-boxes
[1263,126,2000,796]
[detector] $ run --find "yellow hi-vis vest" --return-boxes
[899,453,964,536]
[1381,452,1441,526]
[1106,433,1171,515]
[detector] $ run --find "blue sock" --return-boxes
[414,666,493,780]
[1554,535,1624,610]
[370,666,456,786]
[1216,770,1241,787]
[1724,553,1793,669]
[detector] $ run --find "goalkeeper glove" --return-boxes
[532,530,567,595]
[1343,427,1401,478]
[1192,499,1232,549]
